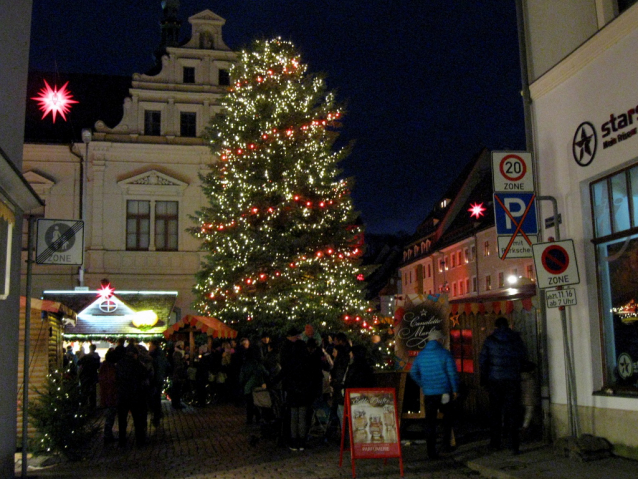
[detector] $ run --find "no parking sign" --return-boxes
[532,240,580,289]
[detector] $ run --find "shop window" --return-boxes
[592,165,638,391]
[450,329,474,373]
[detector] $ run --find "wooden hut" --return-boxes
[17,297,77,441]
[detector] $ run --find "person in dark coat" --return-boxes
[99,349,118,443]
[78,344,100,409]
[330,332,351,426]
[171,346,187,410]
[116,345,150,447]
[479,316,528,455]
[344,345,376,389]
[284,338,313,450]
[239,346,268,424]
[149,339,169,425]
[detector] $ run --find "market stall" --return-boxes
[164,314,238,355]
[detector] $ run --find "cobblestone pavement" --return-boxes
[19,399,488,479]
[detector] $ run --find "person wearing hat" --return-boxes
[410,329,459,459]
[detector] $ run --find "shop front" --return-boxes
[531,9,638,452]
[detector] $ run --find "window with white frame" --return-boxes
[591,164,638,391]
[126,200,179,251]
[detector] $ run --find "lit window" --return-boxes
[526,264,535,281]
[485,275,492,291]
[444,256,449,270]
[484,241,490,256]
[464,248,469,263]
[450,329,474,373]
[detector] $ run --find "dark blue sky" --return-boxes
[29,1,525,235]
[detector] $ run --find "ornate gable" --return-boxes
[118,170,188,196]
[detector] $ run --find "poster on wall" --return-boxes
[393,293,450,368]
[339,388,403,477]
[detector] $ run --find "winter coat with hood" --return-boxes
[410,339,459,396]
[479,327,527,383]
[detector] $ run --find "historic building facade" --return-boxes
[21,9,235,319]
[524,0,638,454]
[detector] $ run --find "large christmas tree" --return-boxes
[192,38,369,335]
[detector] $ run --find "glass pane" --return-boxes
[140,219,150,234]
[126,234,136,249]
[168,220,178,235]
[156,201,166,215]
[592,180,611,237]
[127,201,138,214]
[168,235,178,250]
[139,201,150,215]
[140,235,149,249]
[156,233,165,249]
[630,167,638,228]
[168,201,178,215]
[598,234,638,390]
[127,219,137,234]
[611,173,630,233]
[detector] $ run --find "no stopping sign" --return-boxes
[532,240,580,289]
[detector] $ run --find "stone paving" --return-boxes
[18,399,485,479]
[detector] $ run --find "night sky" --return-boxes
[28,0,525,235]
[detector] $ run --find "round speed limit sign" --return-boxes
[492,151,534,193]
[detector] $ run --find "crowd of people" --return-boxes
[62,324,376,450]
[62,317,532,456]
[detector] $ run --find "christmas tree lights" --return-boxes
[192,38,369,334]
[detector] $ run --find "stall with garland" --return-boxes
[164,314,238,355]
[17,296,77,441]
[42,284,178,348]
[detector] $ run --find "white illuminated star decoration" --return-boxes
[31,80,78,123]
[468,202,486,219]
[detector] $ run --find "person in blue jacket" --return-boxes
[479,316,527,455]
[410,329,459,459]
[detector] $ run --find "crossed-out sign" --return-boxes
[36,219,84,265]
[532,240,580,289]
[492,151,537,259]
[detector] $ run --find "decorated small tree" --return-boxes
[192,38,370,336]
[29,369,98,459]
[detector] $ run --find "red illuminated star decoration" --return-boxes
[31,80,78,123]
[97,283,115,300]
[468,202,486,219]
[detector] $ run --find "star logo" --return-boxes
[572,121,597,167]
[617,352,633,380]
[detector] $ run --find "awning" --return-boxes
[164,315,238,340]
[449,283,538,314]
[20,296,77,325]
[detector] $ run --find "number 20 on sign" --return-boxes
[492,151,534,193]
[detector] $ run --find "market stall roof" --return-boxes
[448,282,537,304]
[164,315,238,340]
[19,296,77,325]
[42,289,177,339]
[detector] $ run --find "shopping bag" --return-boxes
[252,387,272,408]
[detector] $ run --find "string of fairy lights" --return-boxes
[191,38,371,331]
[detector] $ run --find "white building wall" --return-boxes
[530,3,638,450]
